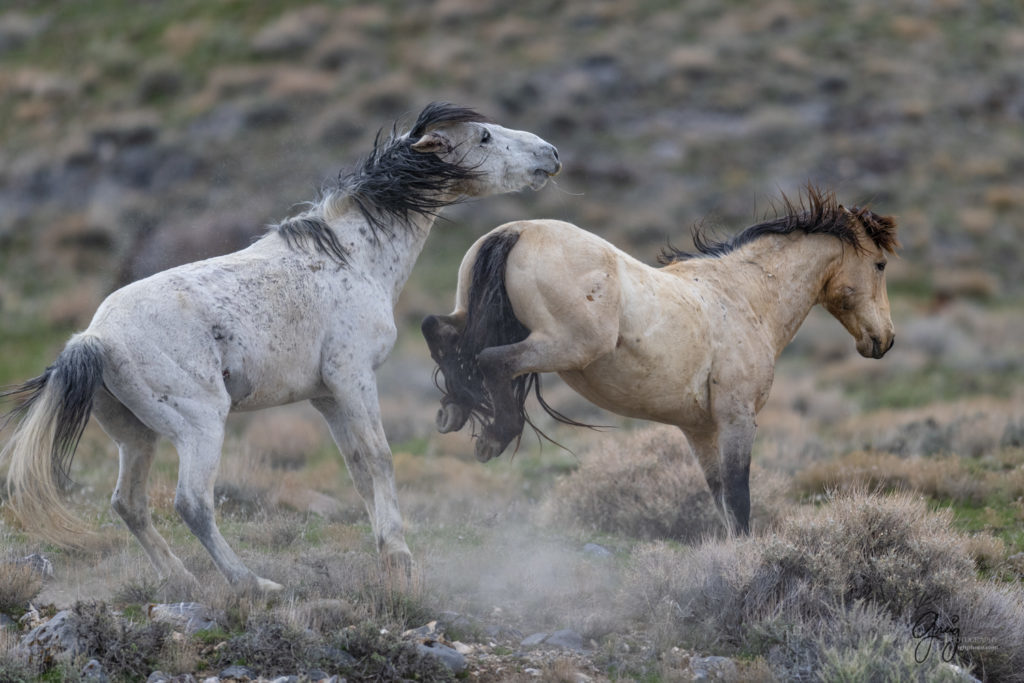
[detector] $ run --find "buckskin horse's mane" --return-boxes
[659,185,899,265]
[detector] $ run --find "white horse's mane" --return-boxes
[268,103,488,265]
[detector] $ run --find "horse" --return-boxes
[422,187,899,535]
[0,102,561,592]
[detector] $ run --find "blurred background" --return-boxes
[2,0,1022,351]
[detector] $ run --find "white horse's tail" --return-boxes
[1,334,105,547]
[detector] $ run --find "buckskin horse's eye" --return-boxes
[876,262,886,272]
[481,129,492,144]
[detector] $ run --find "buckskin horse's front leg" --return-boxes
[421,313,472,433]
[718,416,756,535]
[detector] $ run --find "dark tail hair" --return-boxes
[0,335,105,546]
[434,230,592,444]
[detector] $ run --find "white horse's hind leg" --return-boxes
[312,380,411,575]
[172,424,282,592]
[93,390,196,586]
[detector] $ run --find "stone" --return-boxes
[545,629,586,652]
[219,664,255,681]
[15,553,55,580]
[0,614,16,629]
[18,610,81,666]
[689,655,738,681]
[582,543,612,558]
[81,658,108,681]
[403,620,440,639]
[416,640,467,674]
[146,673,172,683]
[147,602,221,634]
[521,632,548,647]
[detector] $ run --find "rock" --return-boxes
[15,553,55,580]
[269,677,299,683]
[1,614,16,629]
[81,658,109,682]
[521,632,548,647]
[689,655,739,681]
[582,543,612,558]
[147,602,221,634]
[403,620,440,639]
[305,669,328,682]
[545,629,586,652]
[219,664,255,681]
[416,640,467,674]
[18,609,81,666]
[147,668,196,682]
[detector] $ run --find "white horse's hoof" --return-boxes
[436,403,469,433]
[256,577,285,593]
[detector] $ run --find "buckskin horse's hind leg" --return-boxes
[474,344,528,462]
[421,313,472,433]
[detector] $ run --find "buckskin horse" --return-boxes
[423,188,898,534]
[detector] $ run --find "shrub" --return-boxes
[0,563,43,615]
[70,602,170,681]
[749,489,975,620]
[542,426,788,542]
[619,490,1020,681]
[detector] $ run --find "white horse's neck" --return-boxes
[722,233,844,357]
[325,201,436,306]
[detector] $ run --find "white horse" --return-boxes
[0,103,561,592]
[423,188,898,535]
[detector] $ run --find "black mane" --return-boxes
[659,186,898,264]
[270,102,488,266]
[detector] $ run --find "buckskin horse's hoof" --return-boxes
[436,403,469,433]
[475,433,514,463]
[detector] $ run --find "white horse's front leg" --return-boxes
[312,384,411,575]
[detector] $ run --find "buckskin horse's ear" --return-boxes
[410,131,450,154]
[838,204,851,214]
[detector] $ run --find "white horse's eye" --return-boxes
[481,129,492,144]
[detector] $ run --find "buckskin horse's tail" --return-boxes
[1,334,105,547]
[435,228,591,439]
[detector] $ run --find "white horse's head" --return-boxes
[407,103,561,196]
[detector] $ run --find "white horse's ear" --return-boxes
[410,131,450,154]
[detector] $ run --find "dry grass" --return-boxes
[0,562,43,614]
[541,426,792,542]
[618,489,1024,681]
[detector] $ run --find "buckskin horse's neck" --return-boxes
[720,232,844,358]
